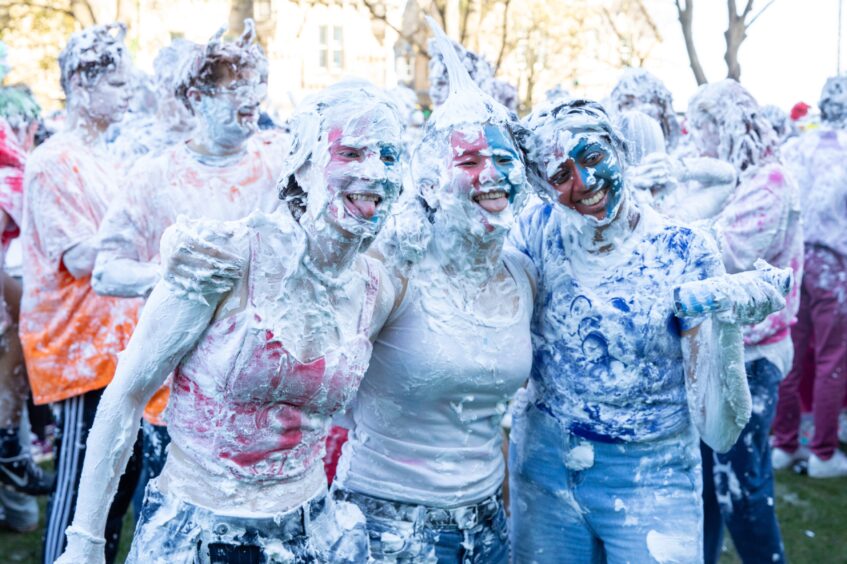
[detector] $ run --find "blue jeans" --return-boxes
[334,488,509,563]
[132,421,171,521]
[129,481,368,563]
[702,358,785,563]
[509,402,703,563]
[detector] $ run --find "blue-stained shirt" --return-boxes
[510,202,725,442]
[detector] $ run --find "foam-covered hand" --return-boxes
[160,218,246,302]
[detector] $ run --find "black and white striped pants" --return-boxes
[42,388,142,564]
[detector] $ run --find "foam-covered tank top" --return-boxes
[337,250,533,507]
[166,213,380,485]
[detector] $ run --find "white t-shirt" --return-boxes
[337,250,533,508]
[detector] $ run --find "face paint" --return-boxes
[307,107,403,243]
[541,132,623,221]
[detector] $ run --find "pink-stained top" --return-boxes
[166,216,380,483]
[712,162,804,346]
[0,118,25,246]
[782,128,847,258]
[98,130,287,266]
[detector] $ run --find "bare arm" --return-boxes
[56,282,218,563]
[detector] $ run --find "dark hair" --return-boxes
[281,174,307,221]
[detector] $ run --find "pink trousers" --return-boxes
[773,245,847,459]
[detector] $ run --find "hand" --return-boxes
[628,153,679,192]
[716,272,786,326]
[55,527,106,564]
[160,219,246,300]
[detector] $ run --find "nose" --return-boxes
[479,156,507,185]
[357,153,388,183]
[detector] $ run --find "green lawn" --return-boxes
[1,468,845,563]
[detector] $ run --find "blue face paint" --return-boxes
[567,136,624,218]
[482,123,523,202]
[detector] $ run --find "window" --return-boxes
[319,25,344,71]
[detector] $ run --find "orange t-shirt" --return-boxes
[20,133,141,405]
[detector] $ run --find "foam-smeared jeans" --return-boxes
[702,358,785,564]
[334,487,509,563]
[509,401,703,564]
[128,481,368,563]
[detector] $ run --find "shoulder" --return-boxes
[645,208,719,264]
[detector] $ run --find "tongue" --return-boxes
[477,196,509,213]
[349,197,377,220]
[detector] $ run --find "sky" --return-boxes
[639,0,846,112]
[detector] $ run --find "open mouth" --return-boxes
[344,192,383,220]
[472,190,509,213]
[237,106,258,122]
[574,188,608,213]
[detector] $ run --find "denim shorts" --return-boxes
[333,487,509,563]
[128,480,368,563]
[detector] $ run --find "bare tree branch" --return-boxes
[747,0,777,28]
[362,0,427,53]
[675,0,708,84]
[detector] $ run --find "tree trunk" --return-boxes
[724,0,754,80]
[675,0,708,85]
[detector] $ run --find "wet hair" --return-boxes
[278,80,403,221]
[153,39,201,99]
[610,68,680,149]
[58,23,128,97]
[174,19,268,112]
[760,104,797,144]
[687,79,777,171]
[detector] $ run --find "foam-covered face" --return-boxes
[431,122,525,238]
[689,113,721,158]
[82,60,132,125]
[540,131,623,221]
[195,67,265,149]
[615,93,663,125]
[317,108,403,241]
[429,59,449,107]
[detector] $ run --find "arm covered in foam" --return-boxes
[56,219,247,564]
[56,282,219,563]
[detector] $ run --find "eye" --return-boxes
[583,151,605,166]
[380,153,396,164]
[337,147,361,159]
[495,155,515,166]
[456,158,479,168]
[550,164,572,185]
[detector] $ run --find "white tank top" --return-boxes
[336,250,533,507]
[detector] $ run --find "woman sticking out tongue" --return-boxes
[55,80,404,564]
[331,18,534,562]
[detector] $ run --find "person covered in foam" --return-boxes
[108,38,199,162]
[688,79,803,564]
[610,69,738,222]
[508,98,785,563]
[19,23,143,564]
[332,18,533,562]
[772,75,847,480]
[55,79,405,563]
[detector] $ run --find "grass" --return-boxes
[1,466,845,563]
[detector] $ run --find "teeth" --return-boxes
[580,190,605,206]
[474,191,507,202]
[348,193,381,203]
